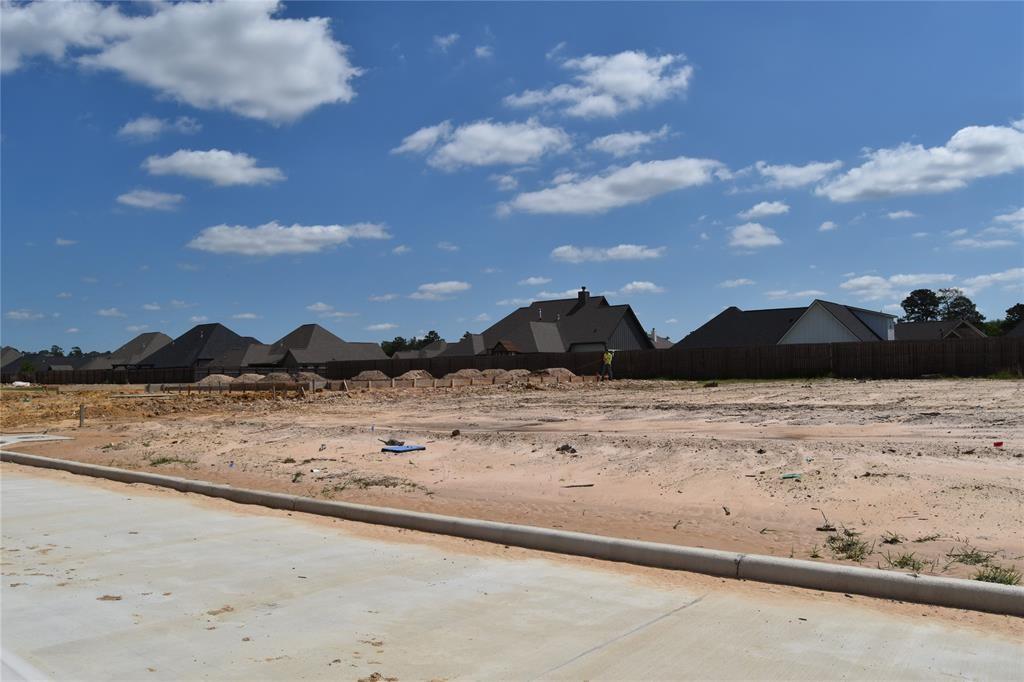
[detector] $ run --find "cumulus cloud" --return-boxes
[819,221,838,232]
[188,221,389,256]
[753,160,842,188]
[117,189,185,211]
[433,33,459,52]
[961,267,1024,295]
[369,293,399,302]
[117,115,200,141]
[474,45,493,59]
[303,302,356,318]
[840,273,956,300]
[994,206,1024,226]
[142,303,161,311]
[505,50,693,118]
[551,171,579,185]
[537,288,584,299]
[588,125,669,157]
[816,122,1024,202]
[550,243,665,263]
[474,313,491,322]
[436,241,460,252]
[618,281,664,295]
[729,223,783,249]
[719,278,755,288]
[497,297,532,307]
[55,238,77,246]
[519,276,551,286]
[764,289,826,300]
[190,315,208,323]
[56,292,72,299]
[65,327,80,333]
[887,210,917,220]
[232,312,260,319]
[391,245,411,255]
[394,118,570,171]
[503,155,724,215]
[6,309,45,320]
[144,149,284,186]
[97,307,126,317]
[2,0,361,123]
[491,174,518,191]
[738,201,789,220]
[366,322,398,331]
[951,237,1016,249]
[410,280,471,301]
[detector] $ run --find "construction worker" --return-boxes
[599,348,614,381]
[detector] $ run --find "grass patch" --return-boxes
[281,457,296,464]
[912,533,941,543]
[882,551,924,572]
[808,545,822,559]
[825,527,873,562]
[146,456,196,467]
[321,473,426,496]
[880,531,905,545]
[983,370,1023,380]
[946,544,997,566]
[973,564,1021,585]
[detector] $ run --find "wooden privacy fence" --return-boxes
[326,337,1024,381]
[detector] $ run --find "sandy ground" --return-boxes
[3,378,1022,581]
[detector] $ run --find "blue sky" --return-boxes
[2,1,1022,352]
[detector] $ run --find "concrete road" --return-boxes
[2,466,1021,681]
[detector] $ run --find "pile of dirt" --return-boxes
[506,369,532,382]
[533,367,576,380]
[481,369,509,378]
[398,369,434,380]
[196,374,234,386]
[259,372,294,384]
[296,372,327,388]
[446,368,484,380]
[234,373,264,383]
[353,370,390,381]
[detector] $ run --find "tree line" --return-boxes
[900,288,1022,336]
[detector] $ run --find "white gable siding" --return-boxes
[851,310,895,340]
[778,303,859,344]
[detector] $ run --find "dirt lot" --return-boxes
[3,378,1022,580]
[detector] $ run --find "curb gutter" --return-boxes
[3,450,1021,617]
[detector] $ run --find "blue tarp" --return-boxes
[381,445,426,453]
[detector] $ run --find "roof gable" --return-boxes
[675,306,806,349]
[143,323,255,367]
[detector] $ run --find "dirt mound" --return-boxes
[446,368,484,380]
[259,372,294,384]
[234,373,264,383]
[295,372,327,387]
[197,374,234,386]
[353,370,390,381]
[398,369,434,380]
[481,369,509,378]
[533,367,576,380]
[506,369,532,382]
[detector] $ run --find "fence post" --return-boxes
[78,404,85,428]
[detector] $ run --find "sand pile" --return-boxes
[196,374,234,386]
[296,372,327,387]
[533,367,576,379]
[398,369,434,380]
[234,373,264,383]
[506,369,532,382]
[446,368,484,379]
[259,372,294,383]
[353,370,390,381]
[481,369,509,378]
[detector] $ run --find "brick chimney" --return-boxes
[578,286,589,305]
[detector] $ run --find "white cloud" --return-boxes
[117,189,185,211]
[588,125,669,157]
[491,174,518,191]
[665,318,678,324]
[551,243,665,263]
[125,324,149,332]
[994,207,1024,226]
[321,311,357,319]
[504,155,724,215]
[118,115,200,141]
[2,1,361,122]
[887,210,917,220]
[551,171,579,185]
[738,201,789,220]
[951,238,1016,249]
[962,267,1024,295]
[819,221,838,232]
[55,238,77,246]
[232,312,260,319]
[188,221,389,256]
[729,223,783,249]
[433,33,459,52]
[410,280,471,301]
[618,281,664,295]
[505,50,693,118]
[97,307,126,317]
[912,232,929,238]
[169,299,193,309]
[497,297,532,307]
[840,273,955,300]
[6,309,45,320]
[395,118,571,171]
[474,313,491,322]
[369,293,399,302]
[65,327,80,333]
[144,149,284,186]
[719,278,755,288]
[764,289,827,300]
[753,160,842,188]
[367,323,398,331]
[537,288,583,299]
[142,303,161,311]
[190,315,208,324]
[947,228,968,237]
[436,241,460,252]
[519,276,551,286]
[816,122,1024,202]
[56,292,72,299]
[474,45,493,59]
[391,244,411,255]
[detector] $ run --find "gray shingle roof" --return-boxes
[272,324,387,363]
[143,324,257,368]
[674,306,806,349]
[894,320,987,341]
[814,300,885,342]
[108,332,172,366]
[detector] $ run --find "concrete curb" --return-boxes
[3,450,1021,616]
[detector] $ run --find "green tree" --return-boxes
[938,288,984,326]
[49,345,64,356]
[68,346,83,357]
[900,289,941,322]
[1005,303,1024,327]
[381,336,409,357]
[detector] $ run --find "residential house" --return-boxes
[894,320,987,341]
[77,331,173,370]
[144,323,260,368]
[441,287,654,356]
[209,323,387,369]
[675,300,896,349]
[648,328,673,349]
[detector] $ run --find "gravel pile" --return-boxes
[352,370,390,381]
[446,368,484,379]
[259,372,294,383]
[196,374,234,386]
[533,367,576,379]
[398,369,434,380]
[481,368,509,378]
[234,373,265,383]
